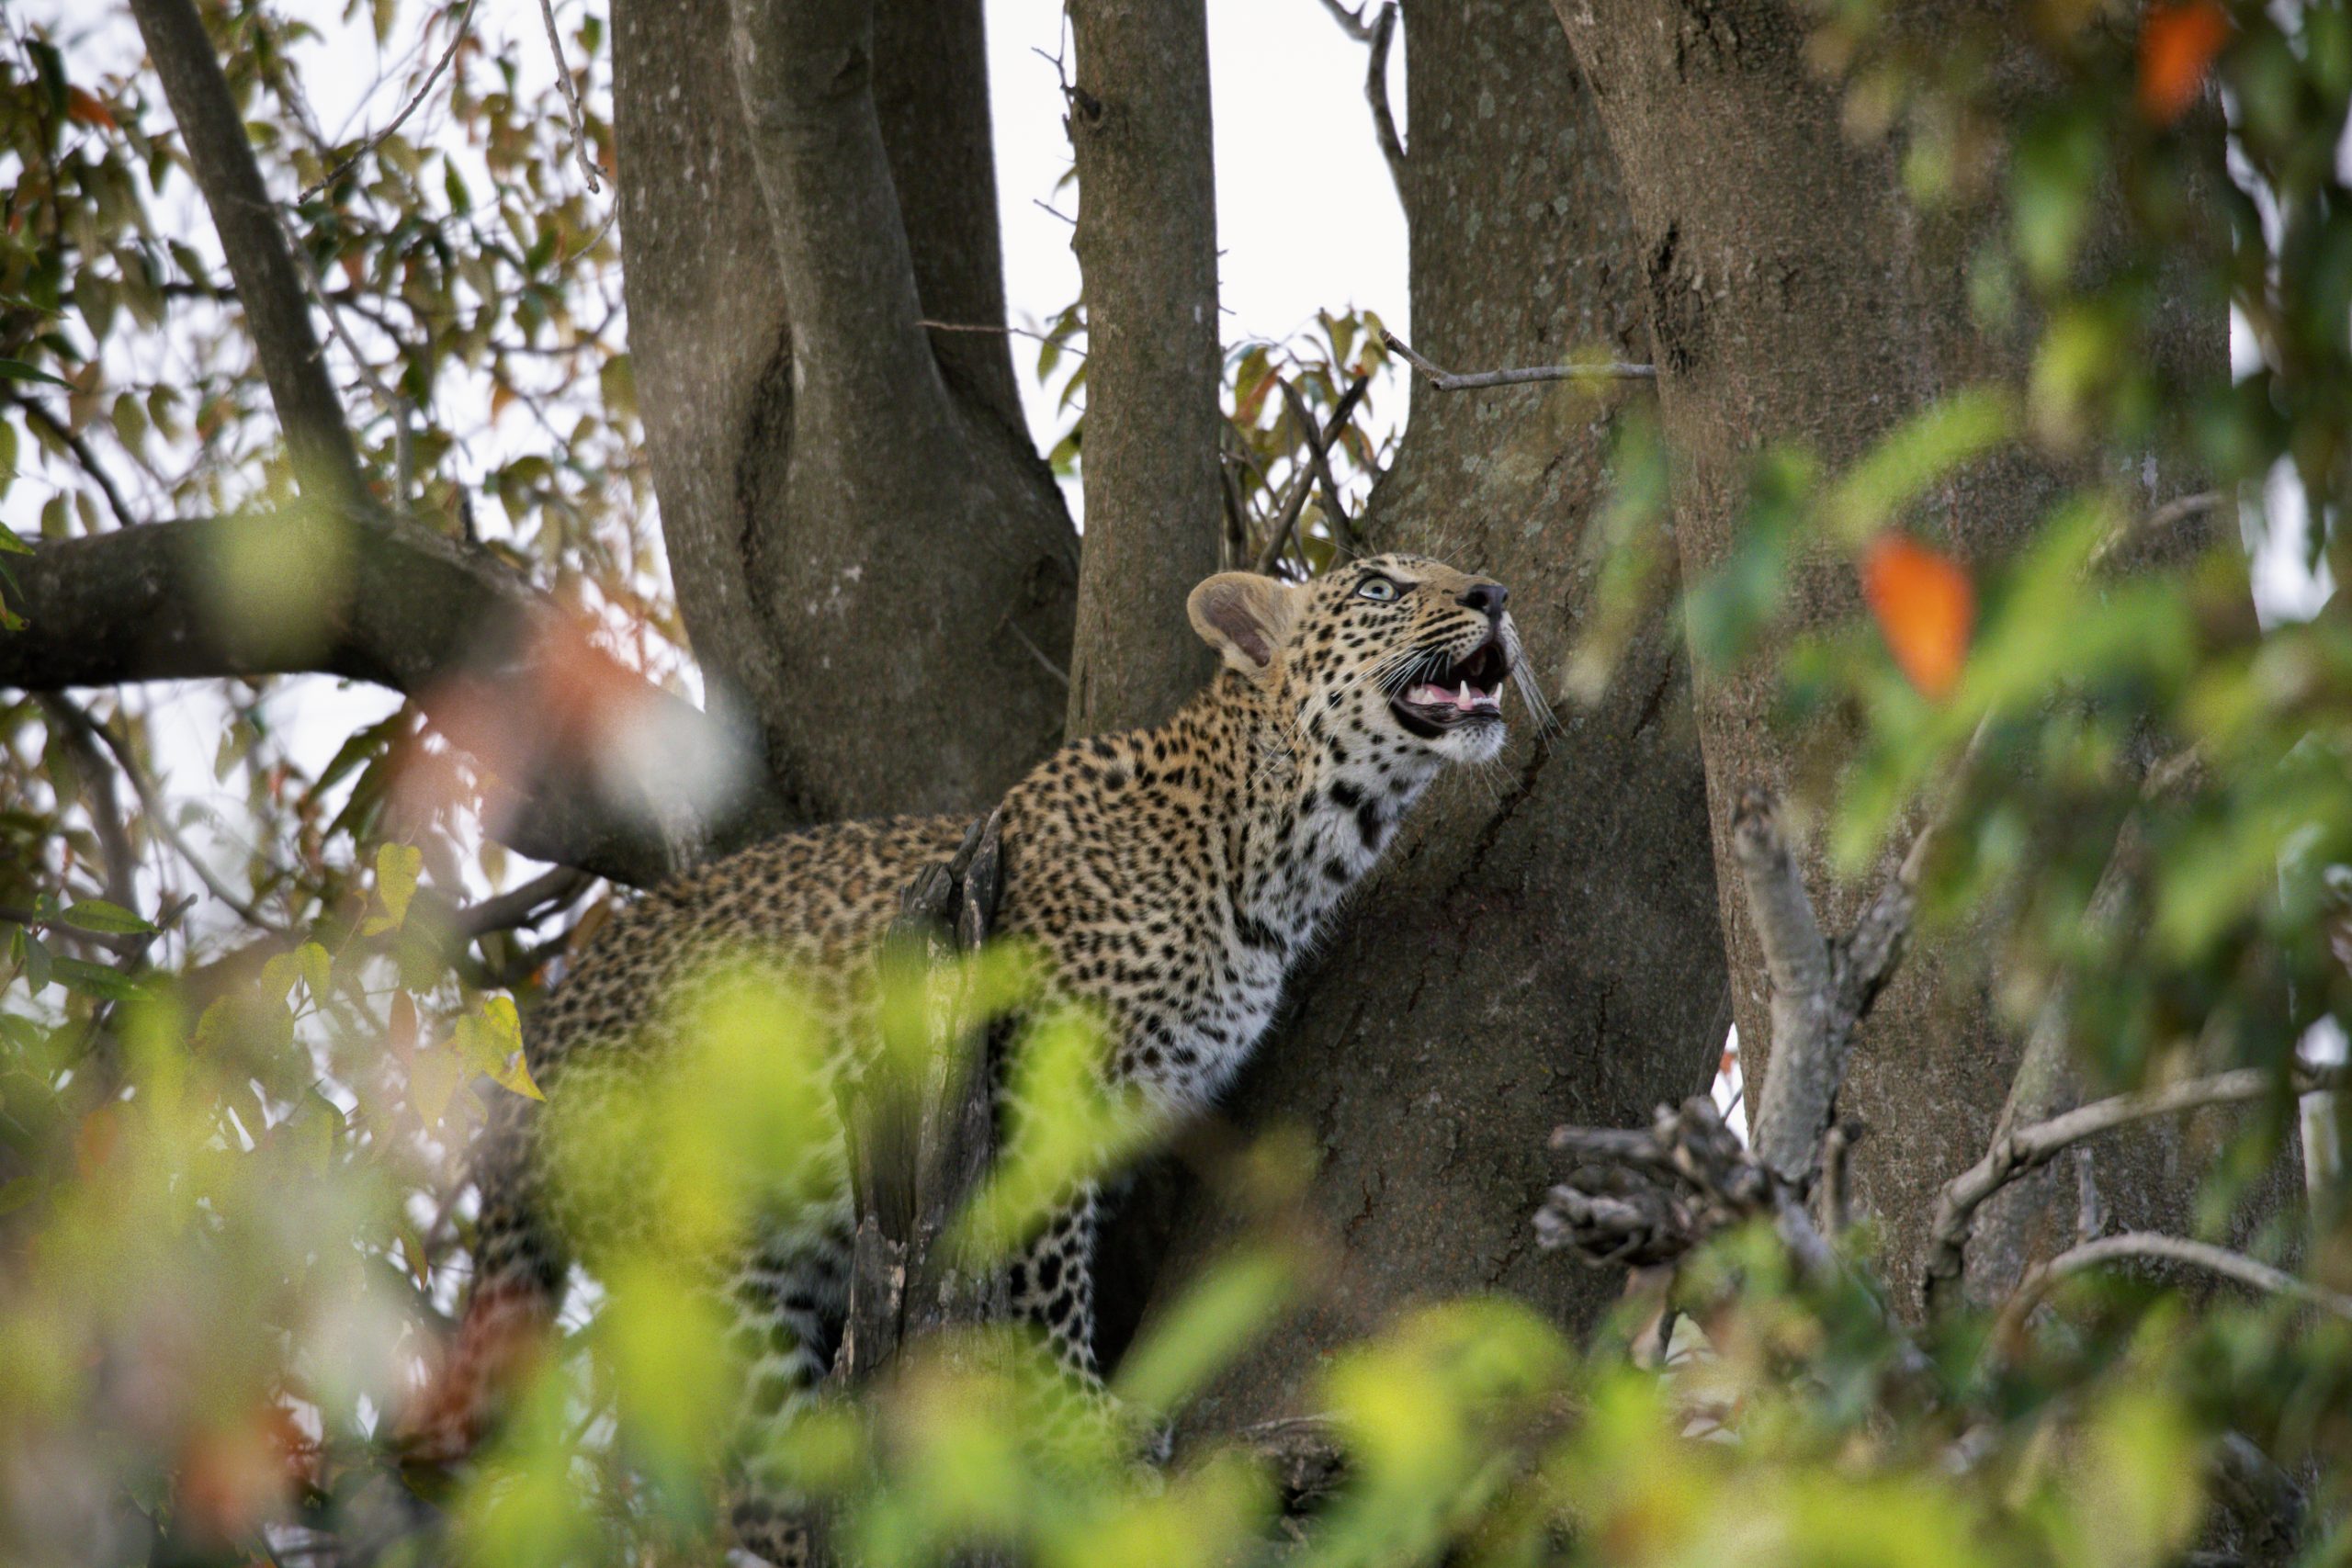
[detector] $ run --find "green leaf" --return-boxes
[17,931,51,993]
[56,899,155,936]
[51,957,146,1002]
[0,359,68,388]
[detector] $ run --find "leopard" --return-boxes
[405,554,1536,1564]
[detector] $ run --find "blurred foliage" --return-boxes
[3,0,2352,1565]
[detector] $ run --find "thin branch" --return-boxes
[1363,4,1406,203]
[1252,377,1370,575]
[20,400,139,532]
[1314,0,1375,41]
[1923,1065,2343,1314]
[2000,1233,2352,1338]
[1277,375,1368,555]
[1383,330,1654,390]
[2090,489,2224,572]
[300,0,479,201]
[76,701,286,933]
[534,0,602,193]
[916,319,1083,355]
[128,0,370,507]
[35,694,140,918]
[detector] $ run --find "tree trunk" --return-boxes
[1063,0,1224,739]
[1125,0,1730,1442]
[1547,0,2252,1307]
[614,0,1077,823]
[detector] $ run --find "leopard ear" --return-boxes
[1188,572,1300,685]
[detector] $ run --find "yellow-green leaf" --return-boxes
[296,942,334,1008]
[374,841,423,930]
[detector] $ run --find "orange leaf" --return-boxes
[64,86,117,132]
[1860,535,1974,699]
[2139,1,2229,125]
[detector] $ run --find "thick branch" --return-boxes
[0,520,786,886]
[1923,1066,2342,1316]
[724,0,949,449]
[1731,790,1838,1184]
[128,0,368,507]
[1063,0,1223,737]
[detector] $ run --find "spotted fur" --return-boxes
[411,556,1522,1564]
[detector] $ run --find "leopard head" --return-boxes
[1187,553,1537,771]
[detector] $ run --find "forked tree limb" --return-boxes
[1922,1065,2345,1316]
[725,0,952,456]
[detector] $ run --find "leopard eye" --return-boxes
[1355,576,1397,603]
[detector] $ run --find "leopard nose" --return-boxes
[1458,581,1508,618]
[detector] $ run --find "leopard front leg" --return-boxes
[1008,1181,1102,1382]
[1005,1182,1170,1463]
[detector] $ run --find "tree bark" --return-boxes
[1063,0,1223,738]
[1123,0,1729,1441]
[1546,0,2251,1307]
[616,0,1077,823]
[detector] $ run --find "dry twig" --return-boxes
[300,0,479,201]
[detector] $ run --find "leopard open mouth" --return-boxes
[1389,634,1510,738]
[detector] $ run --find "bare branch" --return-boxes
[1277,376,1368,556]
[535,0,603,193]
[128,0,369,507]
[34,695,139,919]
[75,700,286,933]
[300,0,479,201]
[1922,1066,2342,1314]
[1363,4,1407,203]
[1251,377,1370,576]
[1253,466,1316,577]
[1383,330,1654,390]
[2000,1233,2352,1337]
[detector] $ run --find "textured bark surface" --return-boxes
[1548,0,2250,1308]
[616,0,1076,822]
[1123,0,1729,1442]
[1063,0,1223,738]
